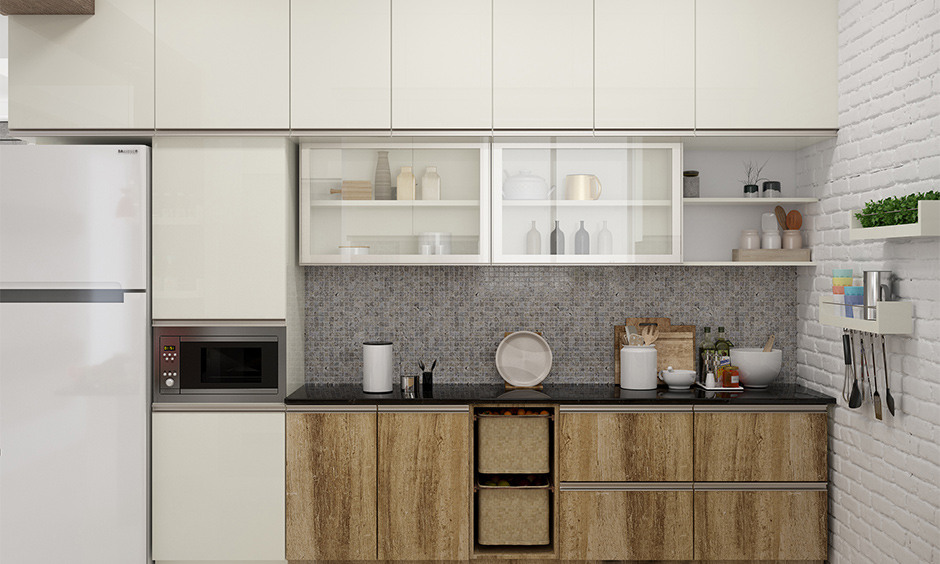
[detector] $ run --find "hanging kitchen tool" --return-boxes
[842,330,853,404]
[881,334,895,416]
[848,330,862,408]
[870,332,883,420]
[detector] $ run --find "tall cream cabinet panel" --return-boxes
[7,0,154,130]
[291,0,391,130]
[696,0,838,129]
[155,0,290,129]
[493,0,593,130]
[152,137,294,320]
[594,0,694,130]
[392,0,492,130]
[151,411,286,561]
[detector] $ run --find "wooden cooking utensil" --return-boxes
[762,334,775,352]
[774,206,788,231]
[786,209,803,230]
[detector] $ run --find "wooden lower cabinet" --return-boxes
[695,411,828,482]
[286,411,377,560]
[378,408,471,561]
[559,409,693,481]
[559,489,693,560]
[694,489,828,561]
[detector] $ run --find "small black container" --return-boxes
[762,180,781,198]
[421,371,433,397]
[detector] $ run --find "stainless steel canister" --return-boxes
[863,270,894,321]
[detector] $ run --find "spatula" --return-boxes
[774,206,788,231]
[881,334,895,416]
[848,331,862,408]
[869,333,883,420]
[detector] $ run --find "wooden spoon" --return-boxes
[762,334,775,352]
[774,206,788,231]
[786,209,803,230]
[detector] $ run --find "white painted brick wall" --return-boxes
[795,0,940,562]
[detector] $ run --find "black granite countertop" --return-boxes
[285,381,835,406]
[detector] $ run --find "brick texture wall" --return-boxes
[795,1,940,562]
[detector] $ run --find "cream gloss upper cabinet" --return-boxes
[696,0,838,130]
[291,0,391,130]
[155,0,290,129]
[493,0,593,130]
[392,0,492,130]
[594,0,694,130]
[8,0,154,130]
[152,137,295,320]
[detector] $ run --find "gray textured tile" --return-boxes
[304,266,798,385]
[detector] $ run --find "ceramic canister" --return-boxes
[363,341,393,393]
[620,346,658,390]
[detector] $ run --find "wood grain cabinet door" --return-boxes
[559,488,693,560]
[694,489,828,560]
[558,408,694,481]
[377,407,471,561]
[694,410,828,482]
[286,410,378,561]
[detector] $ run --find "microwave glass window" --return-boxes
[201,346,263,384]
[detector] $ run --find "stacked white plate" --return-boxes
[495,331,552,387]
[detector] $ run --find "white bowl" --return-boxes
[730,348,782,388]
[661,368,696,390]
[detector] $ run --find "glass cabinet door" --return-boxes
[299,142,489,264]
[493,142,681,264]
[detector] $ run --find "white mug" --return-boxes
[565,174,603,200]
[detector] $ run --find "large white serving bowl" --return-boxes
[730,348,783,388]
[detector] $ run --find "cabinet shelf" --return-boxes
[849,200,940,240]
[817,296,913,335]
[684,197,818,205]
[503,199,671,207]
[310,199,479,208]
[682,261,817,267]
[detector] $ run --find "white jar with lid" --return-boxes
[739,230,760,250]
[761,230,782,249]
[620,346,658,390]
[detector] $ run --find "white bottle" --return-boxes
[397,166,415,200]
[596,221,613,254]
[420,166,441,200]
[525,221,541,254]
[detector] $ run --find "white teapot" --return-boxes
[502,170,554,200]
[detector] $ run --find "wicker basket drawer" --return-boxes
[477,487,550,546]
[477,415,550,473]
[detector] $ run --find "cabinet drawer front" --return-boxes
[559,490,693,560]
[695,412,827,482]
[286,412,377,561]
[559,412,693,481]
[694,490,828,561]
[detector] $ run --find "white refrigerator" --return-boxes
[0,144,150,564]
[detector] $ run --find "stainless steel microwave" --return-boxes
[153,326,286,403]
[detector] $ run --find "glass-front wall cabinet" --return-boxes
[299,141,489,264]
[493,142,681,263]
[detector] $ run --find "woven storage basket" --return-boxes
[477,415,550,473]
[477,486,550,545]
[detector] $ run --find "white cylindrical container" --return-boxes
[363,341,393,393]
[739,229,760,250]
[620,346,658,390]
[761,230,782,249]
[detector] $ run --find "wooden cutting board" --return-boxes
[615,317,696,384]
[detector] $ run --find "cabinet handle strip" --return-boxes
[559,405,693,413]
[694,482,828,491]
[694,404,829,413]
[285,405,377,413]
[560,482,694,491]
[152,402,286,412]
[377,405,470,413]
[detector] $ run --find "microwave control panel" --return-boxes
[158,337,180,394]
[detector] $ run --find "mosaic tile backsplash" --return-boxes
[304,266,797,385]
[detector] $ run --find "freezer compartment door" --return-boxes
[0,145,149,289]
[0,293,148,564]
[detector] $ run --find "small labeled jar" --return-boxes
[782,229,803,249]
[683,170,700,198]
[761,230,782,249]
[761,181,781,198]
[739,229,760,250]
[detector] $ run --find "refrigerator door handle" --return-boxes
[0,288,143,303]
